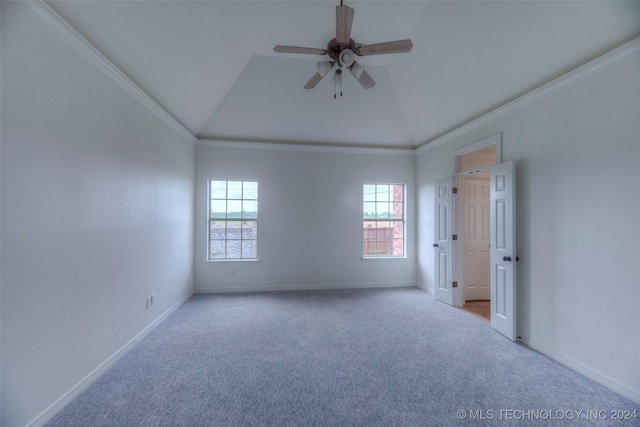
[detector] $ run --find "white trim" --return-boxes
[453,133,501,157]
[417,283,435,296]
[527,339,640,406]
[198,139,416,156]
[16,0,197,145]
[26,292,194,427]
[453,133,502,163]
[416,36,640,154]
[455,166,492,178]
[15,1,640,156]
[195,282,416,294]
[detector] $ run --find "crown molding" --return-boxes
[198,139,416,156]
[416,35,640,155]
[16,0,197,144]
[15,1,639,154]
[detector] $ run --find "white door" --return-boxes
[462,177,490,301]
[434,177,455,306]
[490,161,517,340]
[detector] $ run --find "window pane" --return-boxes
[376,185,390,202]
[376,202,390,219]
[227,200,242,218]
[242,240,257,259]
[210,221,227,239]
[210,181,227,199]
[363,240,384,256]
[374,240,389,256]
[243,181,258,199]
[209,240,225,259]
[227,181,243,199]
[363,202,375,219]
[242,221,257,239]
[391,239,404,256]
[363,184,376,202]
[391,221,404,238]
[226,221,242,240]
[243,200,257,218]
[392,184,403,202]
[211,200,226,219]
[226,240,241,259]
[363,221,376,238]
[391,201,403,219]
[375,226,389,239]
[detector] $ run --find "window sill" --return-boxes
[361,256,407,261]
[206,258,261,263]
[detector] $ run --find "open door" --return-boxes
[434,177,455,306]
[490,161,517,340]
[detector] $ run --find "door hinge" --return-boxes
[452,187,458,194]
[452,281,458,288]
[452,234,458,241]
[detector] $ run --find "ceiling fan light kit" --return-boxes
[339,49,355,68]
[317,61,335,77]
[273,0,413,97]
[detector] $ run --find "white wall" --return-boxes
[195,145,416,292]
[417,52,640,403]
[1,3,195,426]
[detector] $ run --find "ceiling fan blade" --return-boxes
[317,61,336,77]
[304,72,324,89]
[274,45,328,55]
[356,39,413,56]
[349,62,376,89]
[304,61,336,89]
[336,5,355,44]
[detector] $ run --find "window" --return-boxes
[363,184,405,257]
[208,180,258,260]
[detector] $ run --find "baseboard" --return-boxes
[527,339,640,406]
[196,281,416,294]
[27,291,194,427]
[416,283,435,296]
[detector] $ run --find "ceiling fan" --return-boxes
[273,0,413,97]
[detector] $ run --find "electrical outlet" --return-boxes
[146,296,151,309]
[151,294,156,306]
[231,268,236,277]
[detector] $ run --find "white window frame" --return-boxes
[362,183,406,258]
[208,180,258,261]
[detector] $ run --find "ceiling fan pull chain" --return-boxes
[333,68,343,98]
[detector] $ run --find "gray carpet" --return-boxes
[47,287,639,426]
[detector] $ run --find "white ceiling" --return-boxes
[46,0,640,149]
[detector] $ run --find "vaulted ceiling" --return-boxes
[46,0,640,149]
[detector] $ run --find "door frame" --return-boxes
[452,133,502,173]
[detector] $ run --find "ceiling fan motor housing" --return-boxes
[327,38,357,66]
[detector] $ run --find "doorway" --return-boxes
[454,137,499,321]
[459,173,491,321]
[434,135,517,340]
